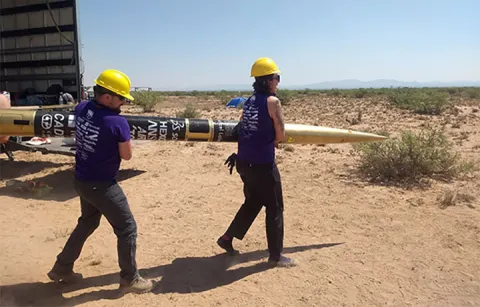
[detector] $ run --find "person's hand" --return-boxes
[274,141,279,149]
[232,123,240,140]
[224,153,237,174]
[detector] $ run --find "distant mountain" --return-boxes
[294,79,480,90]
[156,84,252,91]
[154,79,480,92]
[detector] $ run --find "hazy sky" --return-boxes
[77,0,479,90]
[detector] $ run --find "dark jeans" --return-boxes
[52,179,139,282]
[225,159,284,261]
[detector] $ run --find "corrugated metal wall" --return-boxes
[0,0,82,104]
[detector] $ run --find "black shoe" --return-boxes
[217,237,238,255]
[47,270,83,284]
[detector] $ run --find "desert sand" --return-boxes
[0,94,479,307]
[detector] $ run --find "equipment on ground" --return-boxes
[226,97,247,108]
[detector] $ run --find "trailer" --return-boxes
[0,0,84,106]
[0,0,83,160]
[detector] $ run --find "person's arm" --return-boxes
[118,140,132,160]
[0,94,11,143]
[114,118,133,160]
[267,96,286,144]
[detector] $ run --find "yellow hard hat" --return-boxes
[94,69,134,101]
[250,57,281,77]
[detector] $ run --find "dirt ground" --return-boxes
[1,94,479,307]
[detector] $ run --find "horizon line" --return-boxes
[83,79,480,92]
[154,79,480,91]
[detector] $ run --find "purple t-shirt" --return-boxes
[74,100,131,181]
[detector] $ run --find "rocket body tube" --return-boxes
[0,109,387,144]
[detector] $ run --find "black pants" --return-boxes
[225,160,284,261]
[52,179,139,283]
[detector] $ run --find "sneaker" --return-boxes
[268,255,297,267]
[217,236,238,255]
[119,276,154,294]
[47,270,83,284]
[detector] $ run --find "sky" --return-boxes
[77,0,480,90]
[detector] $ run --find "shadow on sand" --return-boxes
[0,167,146,202]
[0,243,343,306]
[0,159,72,181]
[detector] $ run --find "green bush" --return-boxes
[388,89,450,115]
[130,91,162,112]
[276,89,294,105]
[176,103,200,118]
[352,126,474,186]
[465,88,480,99]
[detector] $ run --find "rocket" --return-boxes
[0,109,387,144]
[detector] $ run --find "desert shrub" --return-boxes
[388,89,450,115]
[465,87,480,99]
[130,91,162,112]
[150,87,479,102]
[352,126,474,186]
[216,90,236,105]
[351,88,369,98]
[176,103,200,118]
[276,89,294,105]
[329,89,343,96]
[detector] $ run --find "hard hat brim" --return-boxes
[250,69,281,77]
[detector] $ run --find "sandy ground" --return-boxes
[1,94,479,307]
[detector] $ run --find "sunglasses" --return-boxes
[113,93,126,101]
[273,75,280,82]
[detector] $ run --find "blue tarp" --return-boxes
[226,97,247,108]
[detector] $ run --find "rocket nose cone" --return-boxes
[353,129,389,141]
[372,134,388,140]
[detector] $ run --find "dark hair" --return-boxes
[252,74,275,95]
[93,85,120,98]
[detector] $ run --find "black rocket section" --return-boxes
[212,119,239,142]
[187,119,210,141]
[125,115,188,141]
[33,110,76,138]
[32,110,240,142]
[125,115,239,142]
